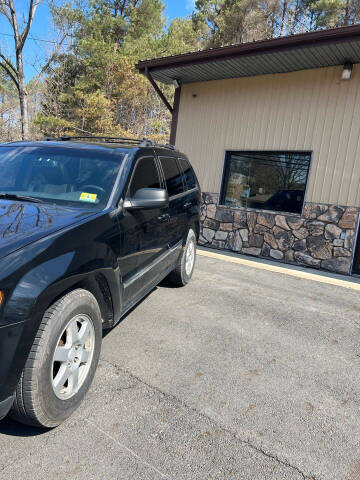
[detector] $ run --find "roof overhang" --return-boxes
[137,24,360,85]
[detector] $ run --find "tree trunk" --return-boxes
[280,1,288,36]
[344,0,350,24]
[16,53,29,140]
[18,80,29,140]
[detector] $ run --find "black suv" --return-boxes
[0,137,200,427]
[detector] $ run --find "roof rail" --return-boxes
[40,135,178,151]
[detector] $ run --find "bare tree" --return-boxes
[0,0,67,140]
[0,0,41,139]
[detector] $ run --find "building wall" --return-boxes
[176,64,360,207]
[175,65,360,274]
[200,194,358,274]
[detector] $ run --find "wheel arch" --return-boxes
[51,273,115,329]
[35,270,117,332]
[189,218,200,241]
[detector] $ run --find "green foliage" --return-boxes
[37,0,360,142]
[33,114,75,137]
[193,0,358,45]
[39,0,202,141]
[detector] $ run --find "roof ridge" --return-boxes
[137,23,360,69]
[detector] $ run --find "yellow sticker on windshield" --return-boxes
[80,192,97,203]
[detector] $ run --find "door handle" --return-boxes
[157,213,170,222]
[183,202,192,209]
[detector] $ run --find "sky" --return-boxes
[0,0,196,81]
[166,0,196,18]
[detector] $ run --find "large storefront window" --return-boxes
[221,151,311,214]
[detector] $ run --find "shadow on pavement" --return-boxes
[0,417,49,437]
[102,286,157,338]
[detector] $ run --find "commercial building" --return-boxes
[138,25,360,275]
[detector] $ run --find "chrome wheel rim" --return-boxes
[185,239,195,276]
[51,314,95,400]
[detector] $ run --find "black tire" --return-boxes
[10,289,102,428]
[166,228,197,287]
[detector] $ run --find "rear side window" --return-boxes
[178,158,197,190]
[159,157,184,197]
[129,157,160,197]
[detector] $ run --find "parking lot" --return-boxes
[1,250,360,480]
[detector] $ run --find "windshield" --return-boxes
[0,146,125,208]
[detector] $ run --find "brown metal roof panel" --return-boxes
[302,47,331,66]
[137,24,360,74]
[334,41,360,60]
[348,40,360,58]
[326,44,347,63]
[149,54,303,83]
[149,42,360,84]
[290,48,327,68]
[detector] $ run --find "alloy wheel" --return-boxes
[185,239,195,276]
[52,314,95,400]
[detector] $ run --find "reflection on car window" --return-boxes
[0,146,124,208]
[128,157,160,197]
[178,158,196,190]
[159,157,184,197]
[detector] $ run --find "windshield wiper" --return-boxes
[0,193,43,203]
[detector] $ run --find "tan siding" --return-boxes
[175,65,360,207]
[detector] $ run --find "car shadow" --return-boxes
[0,417,50,437]
[157,280,179,289]
[102,286,157,338]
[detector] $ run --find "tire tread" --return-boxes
[10,289,100,428]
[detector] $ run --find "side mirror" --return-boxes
[124,188,168,210]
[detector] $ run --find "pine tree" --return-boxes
[37,0,201,140]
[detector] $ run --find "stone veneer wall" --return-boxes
[199,193,360,275]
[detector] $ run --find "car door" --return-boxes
[158,156,187,249]
[178,156,200,223]
[121,153,169,305]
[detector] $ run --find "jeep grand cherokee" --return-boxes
[0,136,200,427]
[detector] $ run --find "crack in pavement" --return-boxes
[100,358,317,480]
[85,418,171,479]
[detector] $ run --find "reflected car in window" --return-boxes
[221,151,311,214]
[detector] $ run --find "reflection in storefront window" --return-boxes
[222,151,311,214]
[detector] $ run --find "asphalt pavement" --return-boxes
[1,250,360,480]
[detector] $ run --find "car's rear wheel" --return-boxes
[10,289,102,428]
[166,228,197,287]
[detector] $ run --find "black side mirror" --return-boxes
[124,188,168,210]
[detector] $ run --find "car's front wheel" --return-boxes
[10,289,102,428]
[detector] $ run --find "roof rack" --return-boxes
[40,135,178,151]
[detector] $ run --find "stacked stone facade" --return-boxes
[199,193,359,275]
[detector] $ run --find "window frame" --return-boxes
[219,149,312,216]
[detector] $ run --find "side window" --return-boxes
[159,157,184,197]
[178,158,196,190]
[128,157,160,197]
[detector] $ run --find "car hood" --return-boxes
[0,199,97,259]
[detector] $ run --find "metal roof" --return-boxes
[137,24,360,84]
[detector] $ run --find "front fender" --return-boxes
[4,252,75,324]
[0,250,121,402]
